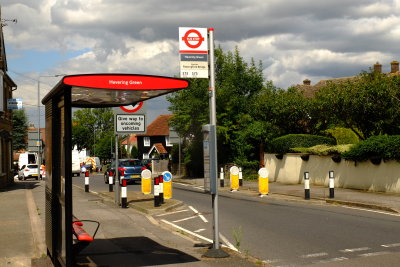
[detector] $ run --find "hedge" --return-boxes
[323,127,360,145]
[342,135,400,162]
[267,134,336,154]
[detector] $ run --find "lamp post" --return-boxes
[37,74,64,179]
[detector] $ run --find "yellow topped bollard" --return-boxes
[162,171,173,199]
[141,169,152,195]
[258,168,269,197]
[230,166,240,191]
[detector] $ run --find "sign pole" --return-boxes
[203,28,229,258]
[115,134,120,206]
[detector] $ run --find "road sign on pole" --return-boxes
[179,27,209,78]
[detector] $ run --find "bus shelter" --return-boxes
[42,74,189,266]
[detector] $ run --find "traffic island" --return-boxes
[99,191,184,215]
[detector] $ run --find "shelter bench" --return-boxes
[72,217,100,255]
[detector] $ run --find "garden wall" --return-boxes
[264,153,400,193]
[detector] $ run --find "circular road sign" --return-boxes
[141,169,152,179]
[258,168,269,178]
[182,29,205,49]
[230,166,239,176]
[120,101,144,113]
[162,171,172,182]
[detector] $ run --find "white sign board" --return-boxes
[115,114,145,133]
[7,98,23,109]
[179,27,209,78]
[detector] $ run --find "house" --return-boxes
[0,10,18,188]
[136,114,176,160]
[296,61,400,97]
[121,134,138,157]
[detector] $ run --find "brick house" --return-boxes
[136,114,174,160]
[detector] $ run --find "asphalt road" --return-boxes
[73,174,400,266]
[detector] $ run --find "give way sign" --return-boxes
[120,102,144,113]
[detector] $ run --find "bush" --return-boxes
[267,134,336,154]
[324,127,360,145]
[342,135,400,162]
[292,144,353,156]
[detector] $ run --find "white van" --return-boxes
[72,150,81,176]
[18,152,37,170]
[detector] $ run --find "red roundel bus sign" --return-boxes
[120,102,143,113]
[182,29,204,49]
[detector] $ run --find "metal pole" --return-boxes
[114,134,120,205]
[203,28,228,258]
[37,79,41,179]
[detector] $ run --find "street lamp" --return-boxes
[37,74,64,179]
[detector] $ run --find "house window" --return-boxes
[144,137,150,147]
[165,136,172,147]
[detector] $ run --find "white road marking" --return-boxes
[161,219,213,243]
[175,183,189,186]
[156,209,189,217]
[381,243,400,248]
[301,252,328,258]
[359,251,391,257]
[342,206,400,217]
[194,228,206,233]
[194,186,204,190]
[189,206,209,223]
[316,257,348,264]
[219,233,238,252]
[172,215,197,223]
[340,247,370,253]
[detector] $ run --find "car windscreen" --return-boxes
[120,160,141,167]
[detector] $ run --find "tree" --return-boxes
[168,47,267,175]
[72,108,114,161]
[313,71,400,139]
[12,109,28,151]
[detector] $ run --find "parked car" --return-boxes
[18,164,40,180]
[104,159,147,184]
[141,158,159,171]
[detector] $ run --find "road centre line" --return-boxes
[173,215,197,223]
[359,251,391,257]
[194,228,206,233]
[301,252,328,258]
[381,243,400,248]
[315,257,348,264]
[189,206,209,223]
[175,183,189,186]
[340,247,370,253]
[156,209,189,217]
[194,186,204,190]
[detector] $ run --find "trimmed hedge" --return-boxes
[292,144,353,156]
[267,134,336,154]
[342,135,400,162]
[324,127,360,145]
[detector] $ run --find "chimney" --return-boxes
[373,62,382,73]
[391,61,399,73]
[303,79,311,85]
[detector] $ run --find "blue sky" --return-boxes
[3,0,400,127]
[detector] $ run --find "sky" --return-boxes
[3,0,400,128]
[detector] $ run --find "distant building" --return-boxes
[0,10,18,188]
[137,114,178,160]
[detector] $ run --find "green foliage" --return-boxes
[72,108,114,161]
[314,71,400,139]
[342,135,400,162]
[268,134,336,154]
[292,144,353,155]
[12,109,28,151]
[130,146,138,158]
[324,127,360,144]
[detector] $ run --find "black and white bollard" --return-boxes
[239,167,243,187]
[304,171,310,200]
[154,176,161,207]
[329,170,335,199]
[85,171,89,192]
[159,175,164,204]
[109,170,114,192]
[220,167,224,187]
[121,176,127,208]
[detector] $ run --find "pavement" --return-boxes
[0,176,399,267]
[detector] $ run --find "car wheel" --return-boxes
[23,175,26,181]
[18,175,22,181]
[104,173,108,184]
